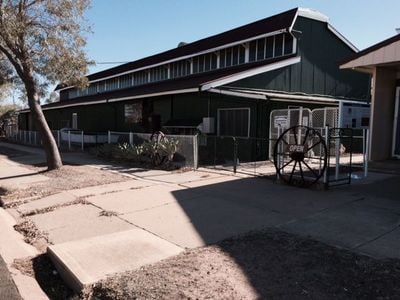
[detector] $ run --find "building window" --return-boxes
[211,53,218,69]
[124,103,142,123]
[133,71,148,85]
[88,83,98,95]
[68,89,77,99]
[248,40,257,62]
[219,50,226,68]
[204,54,211,71]
[238,45,246,64]
[105,78,119,91]
[192,56,199,73]
[266,36,274,58]
[226,48,232,67]
[65,32,297,101]
[198,55,205,72]
[98,81,105,93]
[274,34,284,57]
[284,33,294,55]
[218,108,250,137]
[120,74,133,88]
[257,38,265,60]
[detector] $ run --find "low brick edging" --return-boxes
[0,255,21,300]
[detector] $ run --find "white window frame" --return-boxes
[217,107,251,138]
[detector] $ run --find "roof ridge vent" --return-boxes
[177,41,188,48]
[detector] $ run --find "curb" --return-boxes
[0,255,21,300]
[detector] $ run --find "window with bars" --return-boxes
[105,78,119,91]
[171,60,190,78]
[133,71,148,85]
[88,83,98,95]
[120,74,133,88]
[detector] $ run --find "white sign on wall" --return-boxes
[274,116,288,128]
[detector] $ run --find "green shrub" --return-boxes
[90,137,179,167]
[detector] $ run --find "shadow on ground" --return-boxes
[169,175,400,298]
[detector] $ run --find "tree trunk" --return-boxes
[25,79,63,170]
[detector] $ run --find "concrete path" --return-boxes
[48,229,183,292]
[1,141,400,294]
[0,208,48,300]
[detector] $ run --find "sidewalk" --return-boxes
[1,141,400,295]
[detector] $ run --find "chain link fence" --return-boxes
[5,128,198,169]
[108,131,198,168]
[198,135,275,176]
[269,108,312,160]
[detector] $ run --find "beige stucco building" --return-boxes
[341,34,400,160]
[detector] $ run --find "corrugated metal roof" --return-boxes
[55,8,298,90]
[46,56,295,110]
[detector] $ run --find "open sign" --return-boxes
[289,144,305,153]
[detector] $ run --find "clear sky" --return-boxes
[85,0,400,74]
[5,0,400,105]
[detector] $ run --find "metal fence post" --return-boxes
[193,134,198,170]
[364,128,369,178]
[276,125,281,180]
[68,130,71,150]
[57,130,61,147]
[233,137,237,174]
[108,131,111,144]
[335,129,340,181]
[323,126,329,185]
[129,132,133,145]
[34,132,37,145]
[81,131,84,151]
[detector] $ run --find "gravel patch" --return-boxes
[13,218,49,252]
[88,229,400,300]
[1,165,129,206]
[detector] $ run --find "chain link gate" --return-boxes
[269,108,312,160]
[273,125,356,188]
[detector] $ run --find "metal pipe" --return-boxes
[81,131,84,151]
[364,128,369,177]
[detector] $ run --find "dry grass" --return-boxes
[99,210,119,217]
[1,165,129,207]
[87,230,400,300]
[14,218,49,247]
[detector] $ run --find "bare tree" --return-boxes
[0,0,91,170]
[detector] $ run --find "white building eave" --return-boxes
[200,56,301,91]
[210,87,368,105]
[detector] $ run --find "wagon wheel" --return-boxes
[273,125,327,187]
[150,131,167,166]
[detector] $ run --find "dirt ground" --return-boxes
[86,230,400,300]
[12,254,77,300]
[1,164,129,207]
